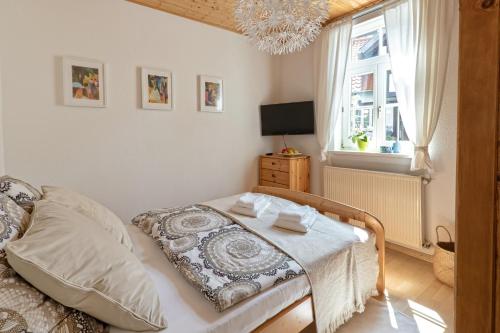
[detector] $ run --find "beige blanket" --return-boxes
[205,194,379,333]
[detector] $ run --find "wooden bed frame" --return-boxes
[251,186,386,333]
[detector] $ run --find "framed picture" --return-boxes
[141,67,173,110]
[62,57,106,107]
[199,75,223,112]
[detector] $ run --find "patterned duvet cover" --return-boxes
[132,204,305,311]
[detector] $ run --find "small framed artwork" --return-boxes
[62,57,106,107]
[199,75,223,112]
[141,67,173,110]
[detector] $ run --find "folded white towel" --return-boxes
[236,193,268,209]
[278,205,317,223]
[231,201,270,218]
[274,211,317,233]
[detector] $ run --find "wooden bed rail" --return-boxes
[253,186,385,295]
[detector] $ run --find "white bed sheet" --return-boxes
[109,224,311,333]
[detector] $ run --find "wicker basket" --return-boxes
[433,226,455,287]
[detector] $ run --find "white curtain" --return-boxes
[384,0,456,173]
[315,18,352,161]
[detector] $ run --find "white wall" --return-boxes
[271,16,458,245]
[271,47,323,194]
[0,0,275,220]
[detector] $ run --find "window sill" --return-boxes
[331,149,413,160]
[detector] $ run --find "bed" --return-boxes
[110,186,385,333]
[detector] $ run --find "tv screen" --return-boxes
[260,101,315,136]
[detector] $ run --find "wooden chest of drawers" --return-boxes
[259,155,310,193]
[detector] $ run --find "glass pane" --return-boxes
[385,106,397,141]
[350,73,374,138]
[399,114,409,141]
[385,106,409,142]
[351,30,379,61]
[382,28,388,54]
[351,109,373,137]
[351,72,374,106]
[386,70,397,104]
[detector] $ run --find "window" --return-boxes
[339,15,411,154]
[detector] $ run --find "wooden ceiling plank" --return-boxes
[129,0,238,32]
[128,0,382,34]
[158,0,235,24]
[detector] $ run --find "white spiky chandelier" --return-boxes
[235,0,329,55]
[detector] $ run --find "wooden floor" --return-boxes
[302,248,454,332]
[384,249,454,332]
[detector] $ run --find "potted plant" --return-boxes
[349,131,369,151]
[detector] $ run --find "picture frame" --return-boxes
[141,67,173,110]
[198,75,223,112]
[62,56,106,107]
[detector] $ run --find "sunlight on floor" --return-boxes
[384,299,399,329]
[384,249,454,332]
[382,287,451,333]
[408,299,447,333]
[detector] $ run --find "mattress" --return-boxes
[111,194,378,333]
[109,224,312,333]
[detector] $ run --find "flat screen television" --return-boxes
[260,101,315,136]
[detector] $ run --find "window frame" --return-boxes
[337,14,412,156]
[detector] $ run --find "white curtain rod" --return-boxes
[352,0,400,20]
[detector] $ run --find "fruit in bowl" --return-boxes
[281,147,300,155]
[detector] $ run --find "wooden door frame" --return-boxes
[456,1,500,332]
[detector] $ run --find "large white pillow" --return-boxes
[5,200,167,331]
[41,186,134,251]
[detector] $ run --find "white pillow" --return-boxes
[42,186,134,251]
[6,200,167,331]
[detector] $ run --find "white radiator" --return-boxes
[323,166,423,249]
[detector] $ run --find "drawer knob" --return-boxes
[272,174,276,178]
[271,162,276,165]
